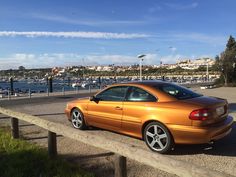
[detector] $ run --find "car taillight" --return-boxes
[189,109,210,121]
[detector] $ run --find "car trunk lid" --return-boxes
[182,96,228,126]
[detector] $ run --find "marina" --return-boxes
[0,76,216,99]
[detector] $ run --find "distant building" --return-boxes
[167,64,177,69]
[176,58,214,70]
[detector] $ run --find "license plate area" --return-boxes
[216,106,225,116]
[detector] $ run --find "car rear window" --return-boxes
[153,83,202,100]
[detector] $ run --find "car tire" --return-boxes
[71,108,87,130]
[144,122,174,154]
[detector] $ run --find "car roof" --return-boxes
[116,80,171,86]
[102,80,177,102]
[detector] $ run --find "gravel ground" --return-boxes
[0,87,236,177]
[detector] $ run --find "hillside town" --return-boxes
[0,57,216,81]
[51,57,215,76]
[0,57,218,95]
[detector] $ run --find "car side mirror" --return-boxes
[90,96,97,101]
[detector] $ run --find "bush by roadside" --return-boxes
[0,128,94,177]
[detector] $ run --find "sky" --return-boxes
[0,0,236,69]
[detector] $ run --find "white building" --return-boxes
[177,58,215,70]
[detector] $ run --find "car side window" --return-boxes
[126,87,157,102]
[96,86,128,101]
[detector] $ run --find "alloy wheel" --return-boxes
[71,109,83,129]
[144,122,173,153]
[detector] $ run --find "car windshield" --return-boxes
[153,83,202,100]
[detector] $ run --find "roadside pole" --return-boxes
[62,86,65,96]
[29,88,31,98]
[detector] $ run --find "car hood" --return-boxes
[69,97,90,104]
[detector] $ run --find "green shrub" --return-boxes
[0,128,94,177]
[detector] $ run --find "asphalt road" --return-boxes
[0,92,94,107]
[0,87,236,177]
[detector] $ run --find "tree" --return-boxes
[18,66,26,71]
[226,35,236,51]
[197,65,207,72]
[216,35,236,86]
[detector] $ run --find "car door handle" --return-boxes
[115,106,123,110]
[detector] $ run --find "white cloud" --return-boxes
[148,5,162,13]
[198,54,215,58]
[169,46,177,52]
[0,53,189,70]
[85,53,178,66]
[85,55,136,65]
[0,51,215,70]
[0,31,149,39]
[171,33,227,45]
[0,53,78,70]
[32,14,147,26]
[160,54,185,64]
[151,32,227,45]
[164,2,198,10]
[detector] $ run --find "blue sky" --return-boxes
[0,0,236,69]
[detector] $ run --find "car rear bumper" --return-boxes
[167,115,234,144]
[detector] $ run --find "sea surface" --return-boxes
[0,80,86,93]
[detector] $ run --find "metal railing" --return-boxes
[0,86,100,101]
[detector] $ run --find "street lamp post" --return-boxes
[207,62,209,82]
[138,54,146,81]
[82,58,85,80]
[206,59,209,82]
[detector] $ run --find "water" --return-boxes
[0,80,80,93]
[0,78,214,94]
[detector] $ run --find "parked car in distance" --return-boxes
[65,81,233,153]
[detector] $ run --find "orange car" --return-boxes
[65,81,233,153]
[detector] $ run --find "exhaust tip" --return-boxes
[208,140,214,145]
